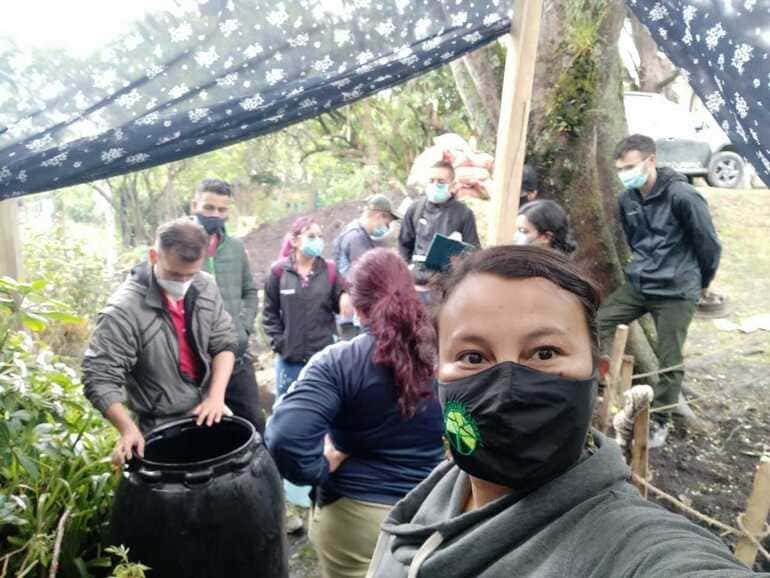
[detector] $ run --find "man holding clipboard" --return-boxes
[398,160,480,302]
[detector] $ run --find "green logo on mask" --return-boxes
[444,401,481,456]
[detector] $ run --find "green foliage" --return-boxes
[0,278,120,578]
[105,546,151,578]
[546,0,608,137]
[23,225,113,321]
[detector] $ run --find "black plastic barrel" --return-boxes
[111,416,288,577]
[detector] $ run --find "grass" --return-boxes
[685,186,770,367]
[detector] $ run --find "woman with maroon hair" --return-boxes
[262,216,351,398]
[266,248,444,578]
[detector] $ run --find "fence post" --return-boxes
[631,405,650,498]
[734,457,770,567]
[620,354,634,396]
[598,324,629,432]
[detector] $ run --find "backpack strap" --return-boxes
[326,259,337,287]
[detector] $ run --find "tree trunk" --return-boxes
[526,0,658,374]
[449,44,502,148]
[629,11,679,101]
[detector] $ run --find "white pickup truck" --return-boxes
[624,91,745,189]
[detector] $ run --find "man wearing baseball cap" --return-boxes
[332,194,400,339]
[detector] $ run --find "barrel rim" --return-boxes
[128,415,259,474]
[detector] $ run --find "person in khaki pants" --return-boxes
[266,249,444,578]
[599,134,721,449]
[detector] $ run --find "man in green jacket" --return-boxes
[191,178,263,432]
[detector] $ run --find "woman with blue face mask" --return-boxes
[367,246,759,578]
[263,217,351,399]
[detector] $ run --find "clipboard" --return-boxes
[423,233,474,271]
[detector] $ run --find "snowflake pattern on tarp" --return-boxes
[628,0,770,184]
[0,0,510,199]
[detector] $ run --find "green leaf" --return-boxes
[21,312,48,332]
[30,280,48,292]
[45,311,82,324]
[12,447,39,480]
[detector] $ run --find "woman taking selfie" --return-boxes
[367,245,760,577]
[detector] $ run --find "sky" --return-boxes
[0,0,176,58]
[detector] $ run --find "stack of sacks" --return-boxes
[407,133,494,200]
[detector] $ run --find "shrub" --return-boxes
[0,277,127,577]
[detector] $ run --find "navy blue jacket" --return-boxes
[265,331,445,506]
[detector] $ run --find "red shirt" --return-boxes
[164,294,201,381]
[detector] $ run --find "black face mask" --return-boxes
[195,213,225,236]
[437,361,597,490]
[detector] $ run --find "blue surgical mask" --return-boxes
[370,225,390,240]
[301,237,324,257]
[618,163,649,190]
[427,182,451,204]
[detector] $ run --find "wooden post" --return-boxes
[489,0,544,245]
[631,406,650,498]
[619,354,635,396]
[0,198,23,280]
[734,457,770,567]
[598,324,630,431]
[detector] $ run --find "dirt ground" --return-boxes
[248,186,770,576]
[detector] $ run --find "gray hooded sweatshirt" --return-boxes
[368,433,764,578]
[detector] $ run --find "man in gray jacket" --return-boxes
[83,218,238,466]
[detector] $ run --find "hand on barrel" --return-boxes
[112,425,145,468]
[192,394,226,426]
[324,433,349,474]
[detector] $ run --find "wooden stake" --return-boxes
[489,0,544,245]
[620,354,634,396]
[734,458,770,567]
[0,198,23,280]
[598,324,630,431]
[631,406,650,498]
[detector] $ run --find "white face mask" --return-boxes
[513,232,534,246]
[154,266,193,300]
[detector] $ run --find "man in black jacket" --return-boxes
[398,161,480,298]
[599,134,722,448]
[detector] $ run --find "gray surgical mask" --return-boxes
[154,266,193,300]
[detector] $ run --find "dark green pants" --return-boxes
[597,283,696,424]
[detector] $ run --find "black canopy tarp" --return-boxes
[1,0,768,200]
[0,0,510,198]
[628,0,769,183]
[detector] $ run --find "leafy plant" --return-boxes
[105,546,150,578]
[0,277,119,578]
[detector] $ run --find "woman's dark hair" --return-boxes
[519,200,577,255]
[278,216,317,259]
[350,249,436,418]
[437,246,601,356]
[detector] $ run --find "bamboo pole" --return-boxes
[734,457,770,567]
[631,406,650,498]
[598,324,629,431]
[0,198,23,279]
[620,354,634,396]
[489,0,544,245]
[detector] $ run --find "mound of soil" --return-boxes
[242,195,408,287]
